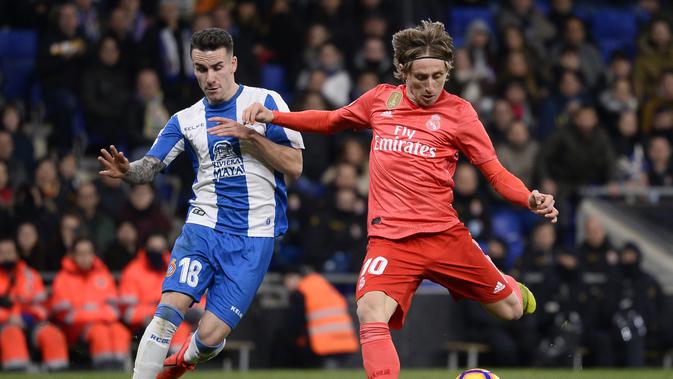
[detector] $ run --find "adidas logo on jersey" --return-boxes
[493,281,506,294]
[380,110,393,118]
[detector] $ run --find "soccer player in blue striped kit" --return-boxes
[98,28,303,379]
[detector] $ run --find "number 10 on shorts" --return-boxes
[178,257,202,287]
[360,256,388,277]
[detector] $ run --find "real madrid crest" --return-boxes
[426,114,441,131]
[386,92,402,109]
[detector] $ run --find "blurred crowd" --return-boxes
[1,0,673,370]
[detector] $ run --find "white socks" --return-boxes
[132,305,183,379]
[183,331,226,364]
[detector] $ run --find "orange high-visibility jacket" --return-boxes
[298,273,359,356]
[50,256,120,326]
[0,260,48,323]
[118,250,170,326]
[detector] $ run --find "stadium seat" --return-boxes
[261,63,288,94]
[447,7,494,48]
[592,9,637,60]
[0,29,38,100]
[491,208,525,266]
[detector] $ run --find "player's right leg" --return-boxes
[134,224,215,379]
[357,291,402,379]
[132,292,192,379]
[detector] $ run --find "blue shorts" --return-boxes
[162,223,274,329]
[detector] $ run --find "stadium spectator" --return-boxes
[106,7,141,77]
[37,2,88,153]
[234,20,559,379]
[537,105,616,194]
[297,42,352,107]
[546,0,575,37]
[595,51,633,101]
[0,130,28,191]
[81,36,130,148]
[14,159,68,242]
[487,98,516,144]
[15,221,48,272]
[447,48,495,117]
[464,20,497,81]
[598,79,639,127]
[140,0,191,103]
[575,216,622,367]
[1,103,34,177]
[300,23,332,72]
[74,0,100,43]
[0,161,13,236]
[118,184,172,243]
[498,24,545,81]
[640,70,673,134]
[352,71,382,101]
[496,0,555,59]
[46,212,85,272]
[264,0,303,84]
[231,1,263,87]
[611,242,666,367]
[125,69,173,156]
[612,111,647,185]
[534,248,585,367]
[274,266,358,368]
[501,79,535,127]
[102,221,139,272]
[645,135,673,186]
[352,37,395,84]
[119,232,193,353]
[94,175,128,220]
[550,16,604,89]
[498,50,543,101]
[321,138,369,196]
[0,238,69,371]
[50,238,131,369]
[97,27,303,379]
[452,163,492,243]
[537,69,588,140]
[496,119,539,187]
[75,181,115,252]
[120,0,149,43]
[634,18,673,100]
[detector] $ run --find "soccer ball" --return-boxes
[456,368,500,379]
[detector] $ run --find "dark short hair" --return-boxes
[191,27,234,54]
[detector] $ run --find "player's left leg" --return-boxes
[426,224,533,321]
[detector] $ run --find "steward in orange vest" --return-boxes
[50,238,131,369]
[280,267,358,367]
[119,233,194,353]
[0,238,68,371]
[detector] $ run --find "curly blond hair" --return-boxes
[392,20,454,81]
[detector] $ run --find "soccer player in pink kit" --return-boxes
[210,20,558,379]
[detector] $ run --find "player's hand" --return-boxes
[207,117,256,139]
[98,145,130,179]
[528,189,559,223]
[242,102,274,125]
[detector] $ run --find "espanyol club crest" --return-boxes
[166,259,176,277]
[426,114,441,131]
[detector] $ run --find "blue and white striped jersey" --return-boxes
[146,85,304,237]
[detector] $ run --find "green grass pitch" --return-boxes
[3,369,673,379]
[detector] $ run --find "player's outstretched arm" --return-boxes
[527,189,559,223]
[478,159,558,223]
[98,145,165,184]
[242,102,274,124]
